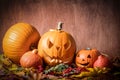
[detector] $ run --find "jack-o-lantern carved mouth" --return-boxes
[79,62,89,66]
[42,50,73,65]
[43,50,62,64]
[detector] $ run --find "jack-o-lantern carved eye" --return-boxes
[87,55,91,58]
[64,41,71,50]
[47,39,53,48]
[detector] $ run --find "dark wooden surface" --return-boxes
[0,0,120,58]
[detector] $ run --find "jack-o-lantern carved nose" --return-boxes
[56,46,60,51]
[82,59,85,61]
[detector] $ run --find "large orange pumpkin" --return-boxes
[75,48,100,68]
[2,23,40,64]
[38,22,76,66]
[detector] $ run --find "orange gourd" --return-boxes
[2,23,40,64]
[20,49,42,68]
[75,48,100,68]
[38,22,76,66]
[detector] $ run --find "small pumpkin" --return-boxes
[2,23,40,64]
[20,49,42,68]
[38,22,76,66]
[75,48,100,68]
[93,54,110,68]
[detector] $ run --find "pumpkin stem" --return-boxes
[57,22,63,30]
[86,48,91,50]
[32,49,38,54]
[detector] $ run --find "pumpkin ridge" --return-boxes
[3,23,40,64]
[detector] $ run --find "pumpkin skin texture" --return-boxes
[93,54,109,68]
[2,23,40,64]
[38,22,76,66]
[20,49,42,68]
[75,48,100,68]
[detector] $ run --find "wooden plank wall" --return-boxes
[0,0,120,58]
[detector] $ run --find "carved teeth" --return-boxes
[64,61,69,64]
[59,60,62,63]
[50,59,63,64]
[55,59,58,63]
[50,59,55,63]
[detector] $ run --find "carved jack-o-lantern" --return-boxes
[75,48,100,68]
[38,22,76,66]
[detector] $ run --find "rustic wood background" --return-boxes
[0,0,120,58]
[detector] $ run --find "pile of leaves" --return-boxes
[0,53,120,80]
